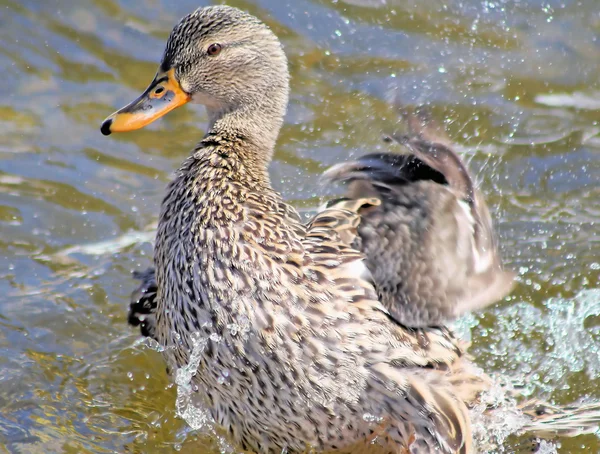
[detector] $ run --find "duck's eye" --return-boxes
[207,43,222,56]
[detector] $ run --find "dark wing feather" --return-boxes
[129,268,158,339]
[324,115,515,327]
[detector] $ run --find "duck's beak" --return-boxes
[100,68,190,136]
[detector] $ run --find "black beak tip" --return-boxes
[100,118,113,136]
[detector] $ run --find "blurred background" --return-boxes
[1,0,599,452]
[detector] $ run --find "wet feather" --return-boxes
[118,6,599,453]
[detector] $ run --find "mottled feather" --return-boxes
[115,6,600,454]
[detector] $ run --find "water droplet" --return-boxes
[362,413,382,423]
[227,323,239,336]
[217,368,230,385]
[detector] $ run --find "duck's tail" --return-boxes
[476,396,600,452]
[519,399,600,438]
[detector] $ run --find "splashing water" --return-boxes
[469,378,534,452]
[459,289,600,452]
[541,290,600,379]
[174,332,208,428]
[486,289,600,395]
[134,336,165,353]
[535,440,560,454]
[173,332,237,453]
[454,289,600,394]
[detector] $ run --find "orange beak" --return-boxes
[100,68,190,135]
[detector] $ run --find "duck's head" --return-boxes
[101,5,289,140]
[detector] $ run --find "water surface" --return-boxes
[1,0,599,452]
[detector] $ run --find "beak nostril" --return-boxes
[155,87,165,95]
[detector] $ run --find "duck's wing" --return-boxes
[303,197,480,453]
[324,117,515,328]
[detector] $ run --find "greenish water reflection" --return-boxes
[1,0,599,452]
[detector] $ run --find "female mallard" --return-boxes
[101,5,599,453]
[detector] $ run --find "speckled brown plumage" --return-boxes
[151,126,476,453]
[110,5,600,454]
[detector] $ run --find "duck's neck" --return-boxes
[155,90,290,343]
[203,84,287,164]
[165,95,288,226]
[159,82,290,228]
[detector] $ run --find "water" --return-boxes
[1,0,599,452]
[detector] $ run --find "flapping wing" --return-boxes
[324,114,515,328]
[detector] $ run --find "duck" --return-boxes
[101,5,600,453]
